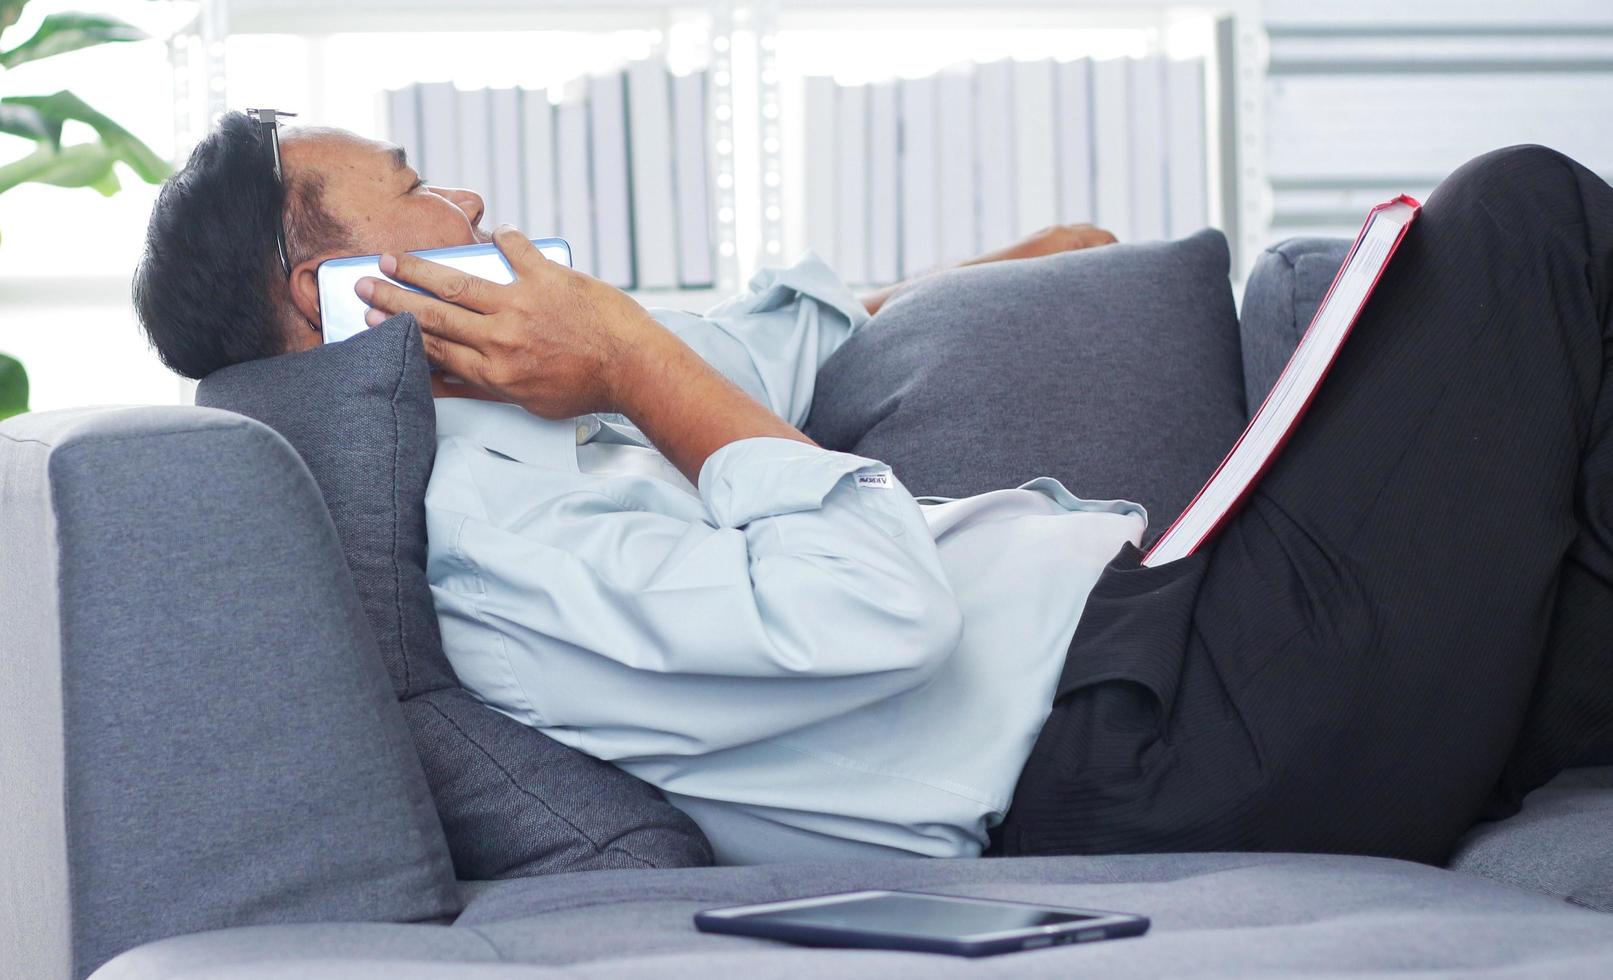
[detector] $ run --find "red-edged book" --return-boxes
[1143,195,1422,567]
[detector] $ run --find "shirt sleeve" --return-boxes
[647,251,869,427]
[427,435,963,761]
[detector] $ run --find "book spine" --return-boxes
[554,83,596,276]
[487,87,524,230]
[1165,57,1209,238]
[520,87,557,236]
[1090,58,1133,243]
[936,67,978,265]
[899,75,940,278]
[1012,59,1058,238]
[834,83,869,285]
[627,58,680,291]
[1055,58,1095,225]
[974,60,1016,252]
[671,70,715,288]
[802,76,840,271]
[1127,55,1169,242]
[589,71,636,289]
[867,80,901,285]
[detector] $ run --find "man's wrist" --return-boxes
[604,321,685,419]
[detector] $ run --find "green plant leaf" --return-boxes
[0,141,118,195]
[0,352,28,420]
[3,91,169,183]
[0,1,30,42]
[0,100,59,145]
[0,12,146,70]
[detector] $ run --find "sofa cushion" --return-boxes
[805,229,1244,537]
[196,318,712,879]
[100,853,1613,978]
[1450,767,1613,913]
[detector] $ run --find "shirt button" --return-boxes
[575,422,590,444]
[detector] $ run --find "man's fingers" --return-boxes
[380,251,504,314]
[419,331,493,388]
[493,223,558,281]
[359,277,488,348]
[429,373,505,402]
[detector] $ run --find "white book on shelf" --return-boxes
[520,87,557,236]
[385,87,422,173]
[627,58,679,291]
[554,82,595,276]
[1012,59,1058,238]
[671,69,714,288]
[590,71,635,289]
[487,87,523,229]
[1165,57,1209,238]
[1127,54,1168,242]
[835,83,869,284]
[1054,57,1095,225]
[899,75,939,277]
[416,81,459,187]
[974,59,1016,252]
[1090,57,1132,243]
[867,80,900,285]
[935,66,977,265]
[802,76,839,270]
[456,87,495,225]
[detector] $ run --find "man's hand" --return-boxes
[980,224,1118,263]
[356,223,814,484]
[355,225,662,419]
[859,223,1117,315]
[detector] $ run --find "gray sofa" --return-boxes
[4,238,1612,979]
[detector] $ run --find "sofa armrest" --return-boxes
[0,407,459,980]
[1237,237,1352,415]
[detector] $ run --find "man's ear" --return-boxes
[288,259,324,330]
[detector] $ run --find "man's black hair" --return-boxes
[133,111,352,380]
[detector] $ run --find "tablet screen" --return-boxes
[734,892,1100,941]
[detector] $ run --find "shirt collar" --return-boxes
[433,398,583,471]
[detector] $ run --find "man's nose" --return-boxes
[437,186,486,227]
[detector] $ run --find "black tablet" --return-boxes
[695,889,1150,957]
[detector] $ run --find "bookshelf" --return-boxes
[169,0,1268,296]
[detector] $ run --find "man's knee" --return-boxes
[1432,144,1589,226]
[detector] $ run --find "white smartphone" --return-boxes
[317,236,571,344]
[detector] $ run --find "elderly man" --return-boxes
[134,112,1613,866]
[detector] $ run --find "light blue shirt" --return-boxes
[425,255,1147,863]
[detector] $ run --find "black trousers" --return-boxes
[994,146,1613,865]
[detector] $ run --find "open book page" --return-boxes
[1143,196,1421,567]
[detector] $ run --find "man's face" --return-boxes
[279,126,490,259]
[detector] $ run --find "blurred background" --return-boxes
[1,0,1610,413]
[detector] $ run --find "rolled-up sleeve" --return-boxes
[648,251,869,427]
[428,435,963,760]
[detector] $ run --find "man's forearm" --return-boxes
[857,224,1120,315]
[610,327,814,486]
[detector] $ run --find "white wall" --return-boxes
[1257,0,1613,240]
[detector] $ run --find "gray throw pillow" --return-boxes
[197,317,713,878]
[805,229,1245,537]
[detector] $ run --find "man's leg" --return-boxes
[995,145,1613,863]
